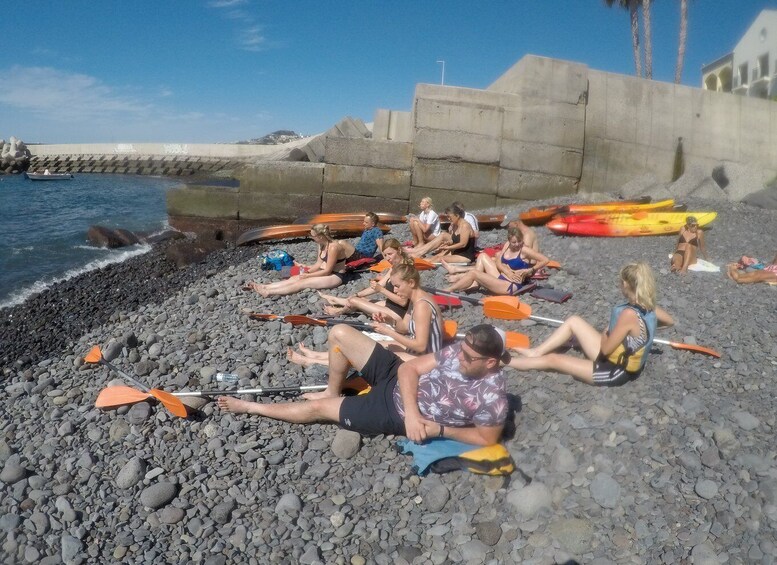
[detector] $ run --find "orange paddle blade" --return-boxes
[95,385,151,408]
[433,295,462,308]
[150,389,189,418]
[483,297,532,321]
[443,319,458,340]
[283,315,327,326]
[546,260,561,270]
[413,258,436,271]
[505,332,530,349]
[369,260,391,272]
[655,339,721,358]
[84,345,103,364]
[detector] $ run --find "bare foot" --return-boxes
[297,343,318,355]
[318,291,343,306]
[286,347,316,367]
[726,264,739,282]
[324,305,346,316]
[217,396,255,413]
[256,285,271,298]
[301,389,339,400]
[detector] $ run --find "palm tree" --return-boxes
[605,0,643,78]
[642,0,653,79]
[675,0,688,83]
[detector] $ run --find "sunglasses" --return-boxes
[461,343,492,363]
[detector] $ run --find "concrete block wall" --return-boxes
[580,68,777,194]
[410,56,588,208]
[373,109,414,142]
[30,154,235,176]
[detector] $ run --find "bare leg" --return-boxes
[262,275,343,297]
[346,297,403,323]
[440,259,473,275]
[680,246,697,273]
[507,353,595,384]
[445,271,480,292]
[302,325,378,400]
[408,233,450,258]
[217,395,344,424]
[298,343,328,359]
[318,292,348,307]
[477,253,501,277]
[512,315,601,360]
[727,265,777,284]
[409,219,426,246]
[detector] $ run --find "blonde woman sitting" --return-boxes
[246,224,356,297]
[508,262,674,386]
[288,264,444,367]
[318,238,413,323]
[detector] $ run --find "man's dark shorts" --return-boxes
[339,345,406,436]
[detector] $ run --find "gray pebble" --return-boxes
[590,473,621,509]
[695,479,719,499]
[140,482,177,509]
[507,482,552,518]
[331,429,361,459]
[0,455,26,484]
[115,456,147,489]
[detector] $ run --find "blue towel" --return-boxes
[396,437,476,475]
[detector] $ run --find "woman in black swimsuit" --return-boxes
[247,224,356,297]
[318,238,412,323]
[429,204,476,264]
[671,216,707,273]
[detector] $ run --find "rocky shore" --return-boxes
[1,196,776,564]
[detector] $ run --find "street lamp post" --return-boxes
[437,60,445,85]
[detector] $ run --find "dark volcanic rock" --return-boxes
[87,225,141,248]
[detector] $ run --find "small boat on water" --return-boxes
[24,172,74,181]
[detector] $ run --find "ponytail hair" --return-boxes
[390,263,420,286]
[620,262,656,311]
[310,223,333,242]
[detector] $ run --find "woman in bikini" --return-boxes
[428,204,477,264]
[671,216,708,273]
[246,224,356,297]
[507,262,674,386]
[727,252,777,284]
[318,238,413,323]
[441,227,550,295]
[288,264,444,366]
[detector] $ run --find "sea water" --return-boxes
[0,173,180,309]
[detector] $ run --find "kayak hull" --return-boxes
[547,211,718,237]
[295,213,406,225]
[520,196,652,226]
[237,222,390,246]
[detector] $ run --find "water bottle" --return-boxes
[215,372,239,383]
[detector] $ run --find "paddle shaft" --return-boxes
[99,358,150,392]
[172,384,327,397]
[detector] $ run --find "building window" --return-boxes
[739,63,749,85]
[759,54,769,78]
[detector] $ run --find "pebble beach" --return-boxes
[1,195,776,564]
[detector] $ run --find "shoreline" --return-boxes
[1,195,777,562]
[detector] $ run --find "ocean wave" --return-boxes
[11,246,34,254]
[0,244,152,310]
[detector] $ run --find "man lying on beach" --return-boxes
[218,323,510,446]
[499,215,539,252]
[727,253,777,284]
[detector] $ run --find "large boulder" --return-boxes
[164,239,227,268]
[0,136,32,174]
[87,226,141,248]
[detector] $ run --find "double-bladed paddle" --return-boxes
[481,301,721,358]
[84,346,188,417]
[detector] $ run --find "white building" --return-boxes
[702,9,777,98]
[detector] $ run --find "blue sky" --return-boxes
[0,1,773,144]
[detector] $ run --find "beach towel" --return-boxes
[668,255,721,273]
[530,286,573,303]
[396,437,515,476]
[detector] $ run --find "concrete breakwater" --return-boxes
[29,153,238,177]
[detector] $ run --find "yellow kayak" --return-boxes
[547,211,717,237]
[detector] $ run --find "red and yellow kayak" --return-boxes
[237,221,390,246]
[520,196,655,225]
[547,211,717,237]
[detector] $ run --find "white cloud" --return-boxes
[239,26,266,51]
[208,0,247,8]
[0,66,153,122]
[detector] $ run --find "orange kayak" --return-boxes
[547,211,717,237]
[519,196,653,226]
[237,221,390,246]
[294,213,406,225]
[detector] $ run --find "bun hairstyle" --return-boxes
[506,226,524,242]
[310,223,333,242]
[382,238,414,266]
[620,262,656,311]
[445,203,465,218]
[390,263,421,286]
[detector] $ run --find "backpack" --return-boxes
[260,249,294,271]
